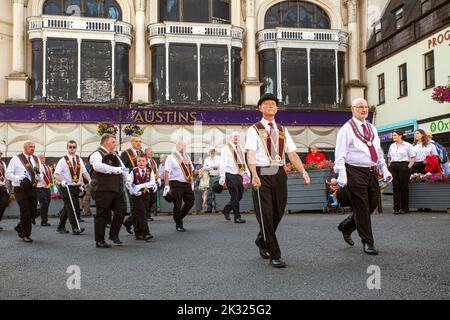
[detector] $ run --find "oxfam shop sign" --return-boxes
[420,118,450,135]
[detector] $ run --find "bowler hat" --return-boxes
[257,93,279,107]
[212,181,224,194]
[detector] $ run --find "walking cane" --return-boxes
[255,186,267,243]
[64,183,81,231]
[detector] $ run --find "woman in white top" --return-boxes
[388,131,416,214]
[412,129,438,174]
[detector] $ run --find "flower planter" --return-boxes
[408,183,450,210]
[214,188,254,212]
[286,169,332,213]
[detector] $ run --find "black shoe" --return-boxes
[234,218,246,224]
[337,224,354,246]
[144,234,154,241]
[135,235,145,240]
[109,236,123,245]
[72,228,85,235]
[106,224,110,228]
[363,243,379,255]
[0,226,3,230]
[393,210,401,215]
[204,210,212,214]
[123,222,133,234]
[22,237,33,243]
[79,219,85,223]
[176,227,186,232]
[257,246,270,259]
[14,225,23,238]
[223,211,231,221]
[148,217,154,222]
[32,219,36,225]
[270,258,286,268]
[57,228,70,234]
[41,222,51,226]
[96,241,112,248]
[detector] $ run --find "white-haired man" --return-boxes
[219,131,249,223]
[203,147,221,213]
[164,140,195,232]
[335,98,392,255]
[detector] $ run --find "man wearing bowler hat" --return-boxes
[245,93,310,268]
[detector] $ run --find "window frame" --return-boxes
[159,0,231,24]
[421,0,432,14]
[374,21,382,42]
[398,63,408,98]
[394,7,404,30]
[424,51,435,89]
[43,0,122,20]
[378,73,385,105]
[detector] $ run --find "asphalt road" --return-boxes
[0,200,449,300]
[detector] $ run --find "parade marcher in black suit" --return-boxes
[121,136,145,234]
[35,154,53,227]
[145,147,161,221]
[54,141,91,235]
[0,150,10,230]
[245,93,310,268]
[335,98,392,255]
[89,134,129,248]
[127,155,156,241]
[387,131,416,214]
[163,140,195,232]
[219,131,249,223]
[6,141,44,243]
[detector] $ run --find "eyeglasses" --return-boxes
[354,106,369,109]
[68,146,77,149]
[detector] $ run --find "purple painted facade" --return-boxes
[0,104,372,126]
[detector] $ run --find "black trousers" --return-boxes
[131,193,151,237]
[124,190,157,228]
[14,187,37,237]
[94,191,126,242]
[59,186,80,230]
[169,181,195,228]
[389,162,411,211]
[338,164,380,246]
[252,166,287,260]
[37,187,51,224]
[0,186,10,221]
[224,173,244,220]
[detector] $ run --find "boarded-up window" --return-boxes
[184,0,209,23]
[310,49,335,105]
[231,47,241,105]
[281,49,308,105]
[169,45,197,104]
[31,40,43,102]
[259,50,277,96]
[115,44,129,100]
[81,41,112,103]
[201,46,228,104]
[152,45,166,104]
[46,39,78,102]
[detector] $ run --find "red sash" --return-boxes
[126,148,141,168]
[133,167,151,194]
[64,155,81,183]
[172,152,193,182]
[18,154,39,186]
[0,161,5,179]
[227,143,245,172]
[253,122,286,162]
[42,164,54,187]
[148,159,159,180]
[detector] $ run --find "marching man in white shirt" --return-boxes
[54,140,91,235]
[145,147,161,221]
[203,147,221,213]
[218,131,249,223]
[6,141,44,242]
[335,98,392,255]
[164,140,195,232]
[245,93,310,268]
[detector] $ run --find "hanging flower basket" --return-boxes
[123,123,144,136]
[97,121,118,136]
[431,84,450,103]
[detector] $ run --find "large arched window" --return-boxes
[159,0,230,24]
[43,0,122,20]
[264,1,330,29]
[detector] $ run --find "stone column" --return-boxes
[131,0,150,103]
[6,0,30,102]
[242,0,260,106]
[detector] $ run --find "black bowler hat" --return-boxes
[212,181,224,194]
[257,93,279,107]
[336,186,352,208]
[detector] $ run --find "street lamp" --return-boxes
[116,95,126,151]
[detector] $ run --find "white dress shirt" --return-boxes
[334,117,387,172]
[203,155,221,176]
[37,164,54,188]
[55,154,88,183]
[5,154,43,187]
[165,152,194,183]
[244,118,297,167]
[0,160,7,187]
[412,142,438,162]
[89,148,126,174]
[219,143,247,177]
[388,142,416,162]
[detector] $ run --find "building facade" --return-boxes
[366,0,450,151]
[0,0,371,158]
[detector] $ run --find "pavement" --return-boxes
[0,196,449,300]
